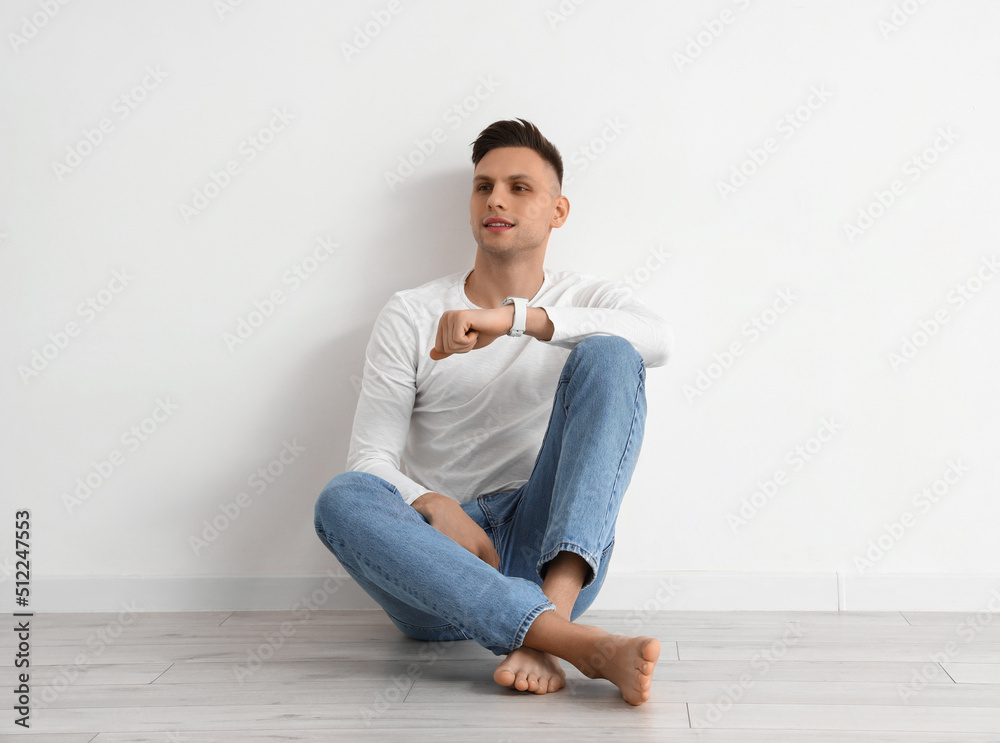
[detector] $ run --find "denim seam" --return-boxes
[510,600,557,653]
[478,491,518,529]
[538,355,642,587]
[600,361,644,546]
[559,377,570,413]
[479,496,497,529]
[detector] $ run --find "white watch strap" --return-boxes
[502,296,527,337]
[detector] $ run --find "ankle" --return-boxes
[550,624,606,677]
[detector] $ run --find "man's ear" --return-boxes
[551,194,570,228]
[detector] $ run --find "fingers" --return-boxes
[430,314,477,360]
[452,328,477,354]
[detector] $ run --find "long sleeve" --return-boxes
[345,293,432,505]
[538,278,673,368]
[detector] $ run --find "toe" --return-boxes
[494,666,515,688]
[514,672,529,691]
[643,638,661,663]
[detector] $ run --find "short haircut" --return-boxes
[470,118,564,189]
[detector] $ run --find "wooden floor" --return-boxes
[4,608,1000,741]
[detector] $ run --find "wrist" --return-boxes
[411,491,450,518]
[502,296,527,337]
[525,306,554,341]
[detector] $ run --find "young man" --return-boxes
[314,119,672,705]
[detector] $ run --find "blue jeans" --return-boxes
[313,335,647,656]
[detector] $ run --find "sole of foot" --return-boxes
[583,632,661,706]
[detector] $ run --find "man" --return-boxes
[314,118,672,705]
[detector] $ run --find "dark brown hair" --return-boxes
[470,118,564,188]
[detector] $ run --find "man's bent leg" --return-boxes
[504,334,648,619]
[492,335,648,695]
[313,470,555,655]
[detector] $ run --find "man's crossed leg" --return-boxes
[313,335,660,705]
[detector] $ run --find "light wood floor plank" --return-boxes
[35,679,422,709]
[653,659,967,683]
[0,736,98,743]
[583,610,911,626]
[150,658,454,685]
[595,622,1000,643]
[4,702,691,734]
[687,702,1000,733]
[902,611,1000,626]
[25,611,233,628]
[28,663,172,686]
[678,640,1000,663]
[405,675,1000,706]
[22,622,408,645]
[221,610,394,626]
[945,663,1000,683]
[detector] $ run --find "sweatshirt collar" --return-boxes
[460,266,548,310]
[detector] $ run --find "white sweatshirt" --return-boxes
[345,266,673,506]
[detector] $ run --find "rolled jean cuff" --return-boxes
[537,542,601,590]
[508,600,557,655]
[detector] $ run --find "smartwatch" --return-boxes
[501,296,527,337]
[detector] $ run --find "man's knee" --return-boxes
[314,471,381,539]
[570,335,644,374]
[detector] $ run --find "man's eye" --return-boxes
[513,185,528,191]
[477,184,491,191]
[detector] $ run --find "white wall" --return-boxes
[2,0,998,612]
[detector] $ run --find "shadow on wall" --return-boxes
[282,162,479,471]
[364,165,480,300]
[201,166,481,582]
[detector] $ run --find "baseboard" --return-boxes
[8,572,1000,613]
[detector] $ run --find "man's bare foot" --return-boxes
[572,627,660,706]
[494,646,566,694]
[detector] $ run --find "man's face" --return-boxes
[469,146,569,260]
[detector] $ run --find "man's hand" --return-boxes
[411,491,500,570]
[430,307,514,360]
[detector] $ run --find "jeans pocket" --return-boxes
[476,488,521,528]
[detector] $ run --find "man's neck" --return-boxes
[464,255,546,309]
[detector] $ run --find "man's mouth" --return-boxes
[484,218,514,233]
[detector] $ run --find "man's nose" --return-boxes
[487,186,506,210]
